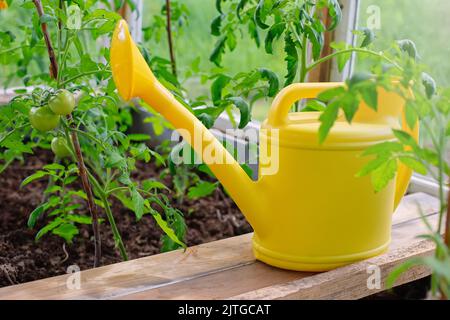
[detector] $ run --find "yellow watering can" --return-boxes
[111,20,418,271]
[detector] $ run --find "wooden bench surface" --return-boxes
[0,192,439,300]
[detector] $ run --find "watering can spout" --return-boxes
[110,20,266,233]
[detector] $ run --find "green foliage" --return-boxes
[188,181,218,200]
[0,1,186,258]
[211,0,342,86]
[23,163,94,244]
[317,35,449,297]
[358,0,450,87]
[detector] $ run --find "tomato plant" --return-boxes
[0,0,187,267]
[312,31,450,299]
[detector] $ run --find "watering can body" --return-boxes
[253,84,417,271]
[110,21,418,271]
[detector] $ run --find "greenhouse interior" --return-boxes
[0,0,449,307]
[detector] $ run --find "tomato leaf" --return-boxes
[405,101,418,130]
[264,22,285,54]
[211,15,223,36]
[52,223,79,243]
[226,97,251,129]
[399,157,427,175]
[188,181,218,200]
[421,72,437,99]
[21,171,49,188]
[35,218,64,242]
[258,68,279,97]
[326,0,342,31]
[152,212,186,248]
[393,129,418,148]
[210,36,227,67]
[236,0,250,20]
[360,28,375,48]
[65,214,93,225]
[360,84,378,110]
[371,159,397,193]
[319,100,340,144]
[397,39,419,60]
[27,204,47,228]
[131,188,145,220]
[254,0,270,29]
[211,74,231,104]
[283,31,298,86]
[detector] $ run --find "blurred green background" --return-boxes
[358,0,450,88]
[1,0,449,121]
[143,0,450,120]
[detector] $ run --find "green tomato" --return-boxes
[49,89,75,115]
[51,137,71,158]
[29,106,60,132]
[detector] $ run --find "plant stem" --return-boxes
[289,21,308,112]
[32,0,58,79]
[306,48,403,74]
[0,45,46,55]
[299,35,308,83]
[60,69,111,87]
[86,171,128,261]
[102,195,128,261]
[446,188,450,247]
[67,116,102,267]
[71,128,109,150]
[57,0,63,74]
[0,124,30,145]
[165,0,177,76]
[0,158,14,175]
[33,0,102,267]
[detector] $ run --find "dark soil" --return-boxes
[0,150,252,288]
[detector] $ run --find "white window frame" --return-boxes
[120,0,144,41]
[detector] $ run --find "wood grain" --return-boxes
[0,193,440,300]
[122,206,439,300]
[0,234,255,300]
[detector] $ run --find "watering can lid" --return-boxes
[261,112,396,150]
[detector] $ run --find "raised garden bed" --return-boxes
[0,150,251,287]
[0,192,439,300]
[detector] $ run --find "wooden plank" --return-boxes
[0,234,255,300]
[392,192,439,225]
[0,193,440,300]
[230,239,434,300]
[119,206,440,300]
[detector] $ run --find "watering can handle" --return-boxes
[268,82,419,211]
[267,82,343,127]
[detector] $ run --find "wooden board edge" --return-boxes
[228,239,435,300]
